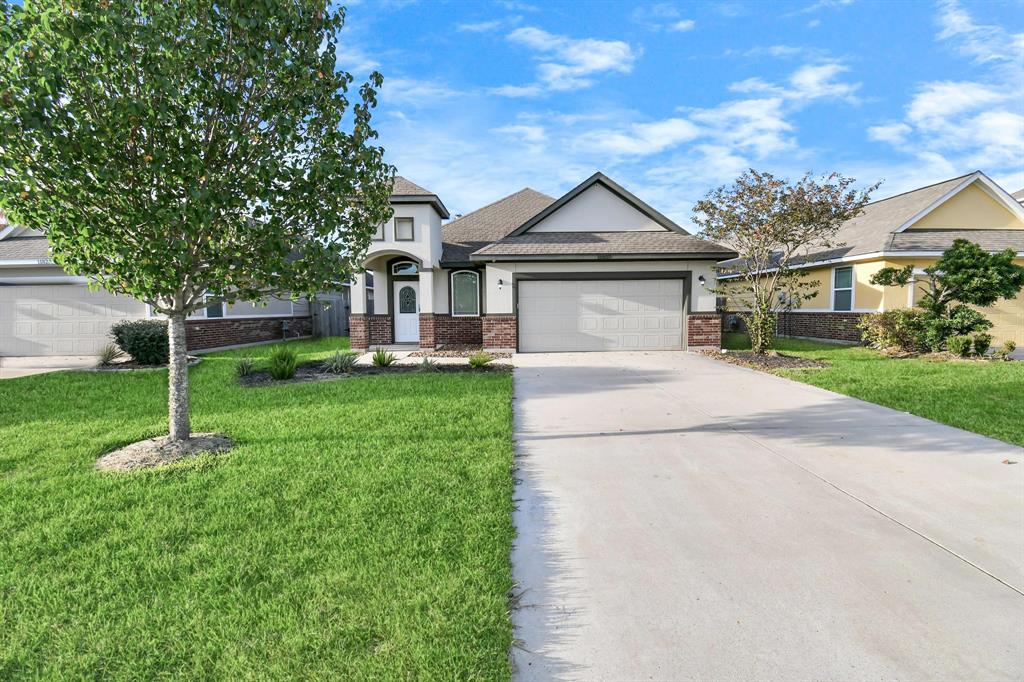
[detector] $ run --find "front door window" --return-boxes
[399,285,417,314]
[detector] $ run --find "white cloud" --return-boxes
[380,77,460,105]
[457,20,504,32]
[866,2,1023,189]
[492,124,547,143]
[496,27,638,95]
[575,118,701,156]
[728,62,860,103]
[795,0,854,15]
[631,4,696,32]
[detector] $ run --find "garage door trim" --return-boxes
[512,271,691,353]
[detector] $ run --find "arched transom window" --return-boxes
[392,261,418,276]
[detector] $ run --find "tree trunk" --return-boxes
[167,312,191,441]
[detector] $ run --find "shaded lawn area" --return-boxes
[0,338,514,679]
[722,332,1024,447]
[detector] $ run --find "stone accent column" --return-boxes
[483,314,517,351]
[350,314,369,350]
[419,313,436,349]
[687,313,722,350]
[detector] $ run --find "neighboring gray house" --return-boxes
[350,172,736,352]
[0,222,328,356]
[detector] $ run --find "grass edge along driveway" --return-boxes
[722,332,1024,448]
[0,338,515,679]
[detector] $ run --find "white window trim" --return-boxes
[831,265,854,311]
[372,223,385,241]
[450,269,481,317]
[394,217,415,242]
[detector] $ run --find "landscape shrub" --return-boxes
[946,335,972,357]
[267,345,298,380]
[468,351,493,369]
[417,357,439,372]
[110,319,169,365]
[97,342,125,366]
[372,349,396,367]
[235,356,255,378]
[993,340,1016,361]
[324,351,358,374]
[858,309,928,353]
[971,333,992,357]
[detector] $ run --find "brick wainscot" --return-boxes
[777,312,865,343]
[186,316,312,351]
[483,314,517,351]
[349,314,393,350]
[687,313,722,350]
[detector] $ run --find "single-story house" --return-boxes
[350,173,737,352]
[0,221,344,356]
[718,171,1024,346]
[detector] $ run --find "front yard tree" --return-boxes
[870,239,1024,345]
[0,1,394,441]
[693,170,877,354]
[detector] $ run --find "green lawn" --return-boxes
[723,332,1024,447]
[0,338,515,680]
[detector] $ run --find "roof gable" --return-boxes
[903,175,1024,231]
[510,172,686,236]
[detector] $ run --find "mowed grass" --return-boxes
[0,338,515,680]
[723,332,1024,447]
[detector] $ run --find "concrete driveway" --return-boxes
[511,351,1024,681]
[0,355,97,379]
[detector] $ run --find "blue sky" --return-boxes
[339,0,1023,225]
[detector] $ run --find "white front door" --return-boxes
[393,281,420,343]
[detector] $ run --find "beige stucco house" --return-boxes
[350,173,737,352]
[718,171,1024,346]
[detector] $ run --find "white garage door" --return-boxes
[518,279,685,352]
[0,285,149,356]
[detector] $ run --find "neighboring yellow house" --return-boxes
[719,171,1024,346]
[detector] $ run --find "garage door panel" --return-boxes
[519,279,685,352]
[1,285,148,356]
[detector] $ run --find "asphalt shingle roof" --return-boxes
[441,188,555,264]
[471,231,737,259]
[888,229,1024,253]
[0,236,50,261]
[392,176,435,197]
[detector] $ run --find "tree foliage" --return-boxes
[693,169,877,354]
[870,239,1024,351]
[0,0,394,439]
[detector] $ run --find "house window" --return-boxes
[392,261,418,276]
[204,296,224,318]
[833,266,853,311]
[372,223,384,240]
[395,217,414,241]
[365,272,375,315]
[451,270,480,316]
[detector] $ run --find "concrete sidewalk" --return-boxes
[511,351,1024,681]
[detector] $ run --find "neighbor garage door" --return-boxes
[0,285,148,356]
[518,279,685,352]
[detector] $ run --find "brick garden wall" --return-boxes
[777,312,865,343]
[483,314,517,350]
[686,313,722,349]
[185,316,312,351]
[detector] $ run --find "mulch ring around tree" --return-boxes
[408,345,513,359]
[702,349,827,372]
[89,356,202,372]
[238,361,511,387]
[96,433,234,472]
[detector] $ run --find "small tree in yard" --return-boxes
[870,239,1024,350]
[0,0,394,442]
[693,169,877,354]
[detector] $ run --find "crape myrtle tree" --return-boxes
[693,169,877,354]
[0,0,394,441]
